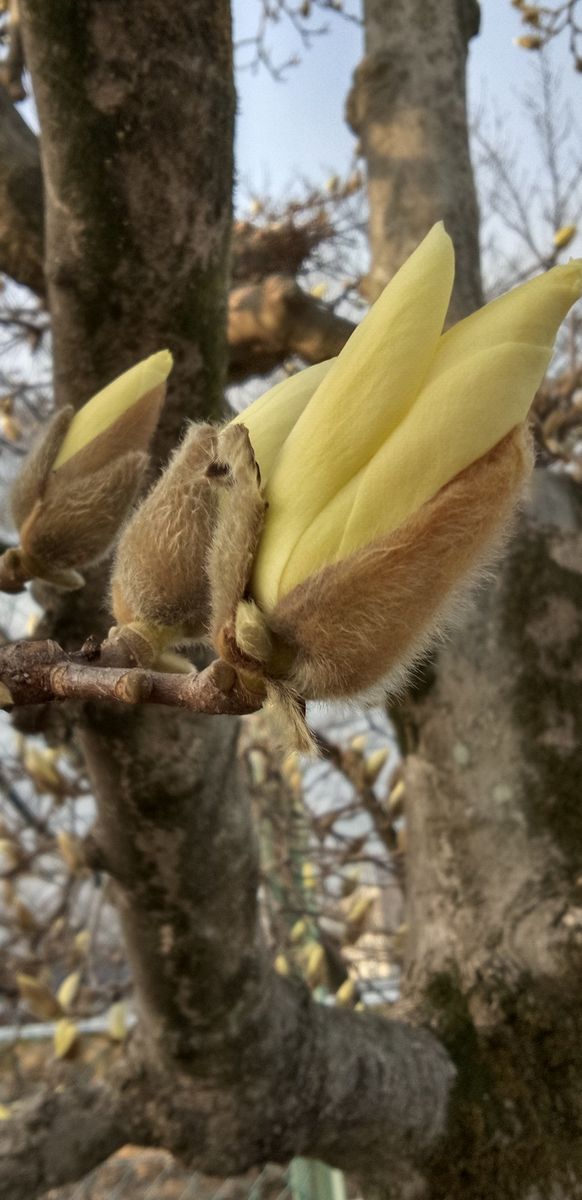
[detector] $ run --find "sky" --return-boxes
[233,0,581,220]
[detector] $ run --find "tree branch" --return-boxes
[228,274,354,381]
[231,216,333,283]
[0,637,261,714]
[0,1082,127,1200]
[0,83,44,295]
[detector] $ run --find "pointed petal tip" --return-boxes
[427,219,454,256]
[148,349,174,381]
[53,351,172,471]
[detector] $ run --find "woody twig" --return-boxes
[0,637,261,716]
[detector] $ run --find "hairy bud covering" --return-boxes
[0,352,171,592]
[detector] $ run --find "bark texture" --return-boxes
[0,1084,127,1199]
[20,0,234,461]
[348,0,483,321]
[398,474,582,1199]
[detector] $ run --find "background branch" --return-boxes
[0,1082,128,1200]
[0,83,44,295]
[228,275,354,380]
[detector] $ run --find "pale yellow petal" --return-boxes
[107,1001,127,1042]
[276,260,582,597]
[553,225,576,250]
[53,351,173,470]
[336,343,548,559]
[336,261,582,558]
[276,474,356,594]
[56,970,81,1012]
[253,223,455,607]
[429,261,582,383]
[54,1018,79,1059]
[232,359,334,482]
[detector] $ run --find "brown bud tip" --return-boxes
[0,682,14,710]
[209,658,237,694]
[100,624,156,668]
[0,548,29,594]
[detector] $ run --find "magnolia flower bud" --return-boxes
[109,422,266,667]
[107,225,582,749]
[224,227,580,734]
[0,352,171,593]
[553,225,577,250]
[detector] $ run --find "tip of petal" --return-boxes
[53,351,173,470]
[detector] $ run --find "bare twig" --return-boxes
[0,637,262,715]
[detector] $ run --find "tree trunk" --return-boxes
[399,473,582,1199]
[348,0,482,321]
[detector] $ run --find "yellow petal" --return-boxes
[74,929,91,957]
[335,977,357,1006]
[232,359,334,483]
[304,942,325,984]
[107,1001,127,1042]
[346,893,374,926]
[302,862,317,890]
[553,224,576,250]
[54,1018,79,1059]
[53,351,173,470]
[364,748,390,783]
[253,223,455,608]
[290,917,308,943]
[337,261,582,557]
[56,970,81,1012]
[276,260,582,596]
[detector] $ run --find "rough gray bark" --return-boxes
[348,0,483,322]
[20,0,234,462]
[0,1084,127,1199]
[396,474,582,1199]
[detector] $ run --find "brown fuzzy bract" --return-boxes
[267,426,533,700]
[22,452,148,570]
[10,408,74,530]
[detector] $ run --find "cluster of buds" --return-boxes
[107,224,582,745]
[3,224,581,748]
